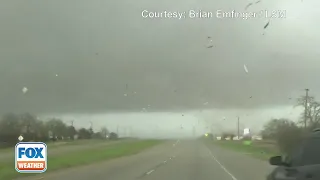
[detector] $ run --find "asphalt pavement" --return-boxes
[16,139,275,180]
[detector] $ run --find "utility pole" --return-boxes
[70,120,75,140]
[304,89,309,129]
[237,116,240,139]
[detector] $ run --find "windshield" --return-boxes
[0,0,319,180]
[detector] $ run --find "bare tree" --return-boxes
[296,96,320,129]
[260,118,302,154]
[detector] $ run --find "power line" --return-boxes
[304,89,309,129]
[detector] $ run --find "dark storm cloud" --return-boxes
[0,0,319,114]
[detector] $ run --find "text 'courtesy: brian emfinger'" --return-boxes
[141,9,287,20]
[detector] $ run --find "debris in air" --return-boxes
[22,87,28,94]
[245,0,261,10]
[124,94,127,96]
[55,74,58,77]
[243,64,249,73]
[245,3,253,10]
[264,20,270,29]
[249,96,252,98]
[203,102,209,105]
[207,37,213,48]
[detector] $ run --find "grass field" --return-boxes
[0,139,114,153]
[211,140,280,160]
[0,139,162,179]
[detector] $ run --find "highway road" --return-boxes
[16,139,274,180]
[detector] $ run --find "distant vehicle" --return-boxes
[267,129,320,180]
[252,135,263,140]
[233,136,241,140]
[108,132,118,140]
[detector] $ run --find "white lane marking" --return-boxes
[146,169,155,175]
[208,150,238,180]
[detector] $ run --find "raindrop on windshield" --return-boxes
[22,87,28,94]
[264,20,270,29]
[243,64,249,73]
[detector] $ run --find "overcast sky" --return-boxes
[0,0,318,135]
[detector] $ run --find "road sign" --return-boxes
[243,128,250,135]
[15,142,47,173]
[18,135,24,141]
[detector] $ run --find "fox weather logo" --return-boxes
[15,142,47,173]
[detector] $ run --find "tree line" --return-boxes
[218,95,320,154]
[0,113,118,148]
[260,95,320,154]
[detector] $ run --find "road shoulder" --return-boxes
[205,142,274,180]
